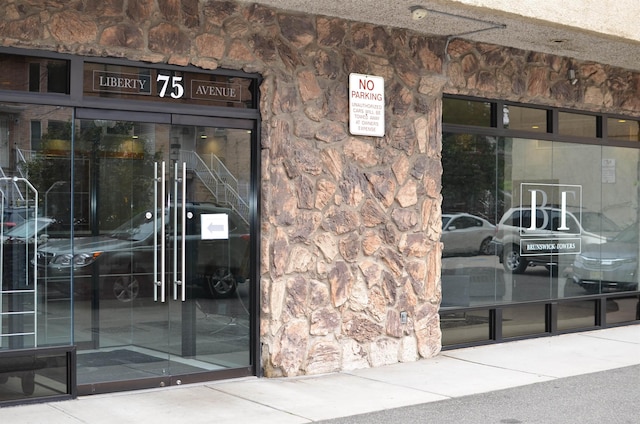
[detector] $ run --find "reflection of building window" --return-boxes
[47,120,67,137]
[47,61,70,94]
[30,120,42,150]
[27,61,70,93]
[29,63,40,92]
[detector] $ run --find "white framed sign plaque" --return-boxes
[349,73,385,137]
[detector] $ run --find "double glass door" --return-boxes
[0,105,255,394]
[72,113,253,392]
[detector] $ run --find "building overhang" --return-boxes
[240,0,640,72]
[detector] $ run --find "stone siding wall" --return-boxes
[444,39,640,113]
[2,1,639,378]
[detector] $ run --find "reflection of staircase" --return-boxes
[6,148,34,206]
[13,148,250,224]
[180,150,249,224]
[15,149,31,179]
[0,165,25,207]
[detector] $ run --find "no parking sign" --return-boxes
[349,73,385,137]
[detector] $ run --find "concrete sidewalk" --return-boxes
[1,324,639,423]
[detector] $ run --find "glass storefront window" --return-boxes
[607,118,640,141]
[502,304,546,338]
[441,309,491,345]
[0,348,73,404]
[443,98,493,127]
[606,296,640,324]
[504,105,548,132]
[441,131,640,308]
[557,300,597,331]
[442,95,640,345]
[558,111,598,137]
[1,103,73,353]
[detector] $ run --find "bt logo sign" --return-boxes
[519,183,583,256]
[525,183,581,234]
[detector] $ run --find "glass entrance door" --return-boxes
[36,113,253,393]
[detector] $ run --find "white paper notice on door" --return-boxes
[602,158,615,184]
[201,214,229,240]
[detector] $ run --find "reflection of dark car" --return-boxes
[493,206,619,274]
[570,223,639,293]
[441,213,495,256]
[36,203,249,302]
[2,217,55,290]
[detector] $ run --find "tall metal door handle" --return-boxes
[173,162,179,300]
[154,161,166,303]
[180,162,187,302]
[172,162,187,302]
[153,162,158,301]
[161,161,166,302]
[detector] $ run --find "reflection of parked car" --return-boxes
[570,222,639,293]
[1,217,55,244]
[441,213,495,256]
[493,206,619,274]
[36,203,250,302]
[2,217,56,291]
[1,207,35,229]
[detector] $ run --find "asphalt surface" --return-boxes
[317,365,640,424]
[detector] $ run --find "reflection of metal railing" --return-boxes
[0,176,39,349]
[180,150,249,224]
[15,148,32,179]
[0,165,25,206]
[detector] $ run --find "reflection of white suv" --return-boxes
[493,206,619,274]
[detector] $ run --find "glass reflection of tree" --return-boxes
[22,120,161,234]
[442,133,503,223]
[20,121,72,230]
[77,120,160,232]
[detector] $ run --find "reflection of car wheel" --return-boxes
[503,245,527,273]
[206,268,237,298]
[479,237,492,255]
[581,284,600,294]
[112,270,140,302]
[563,278,576,297]
[21,372,35,395]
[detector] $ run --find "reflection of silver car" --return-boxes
[571,223,639,293]
[37,204,249,301]
[493,207,619,274]
[442,213,495,256]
